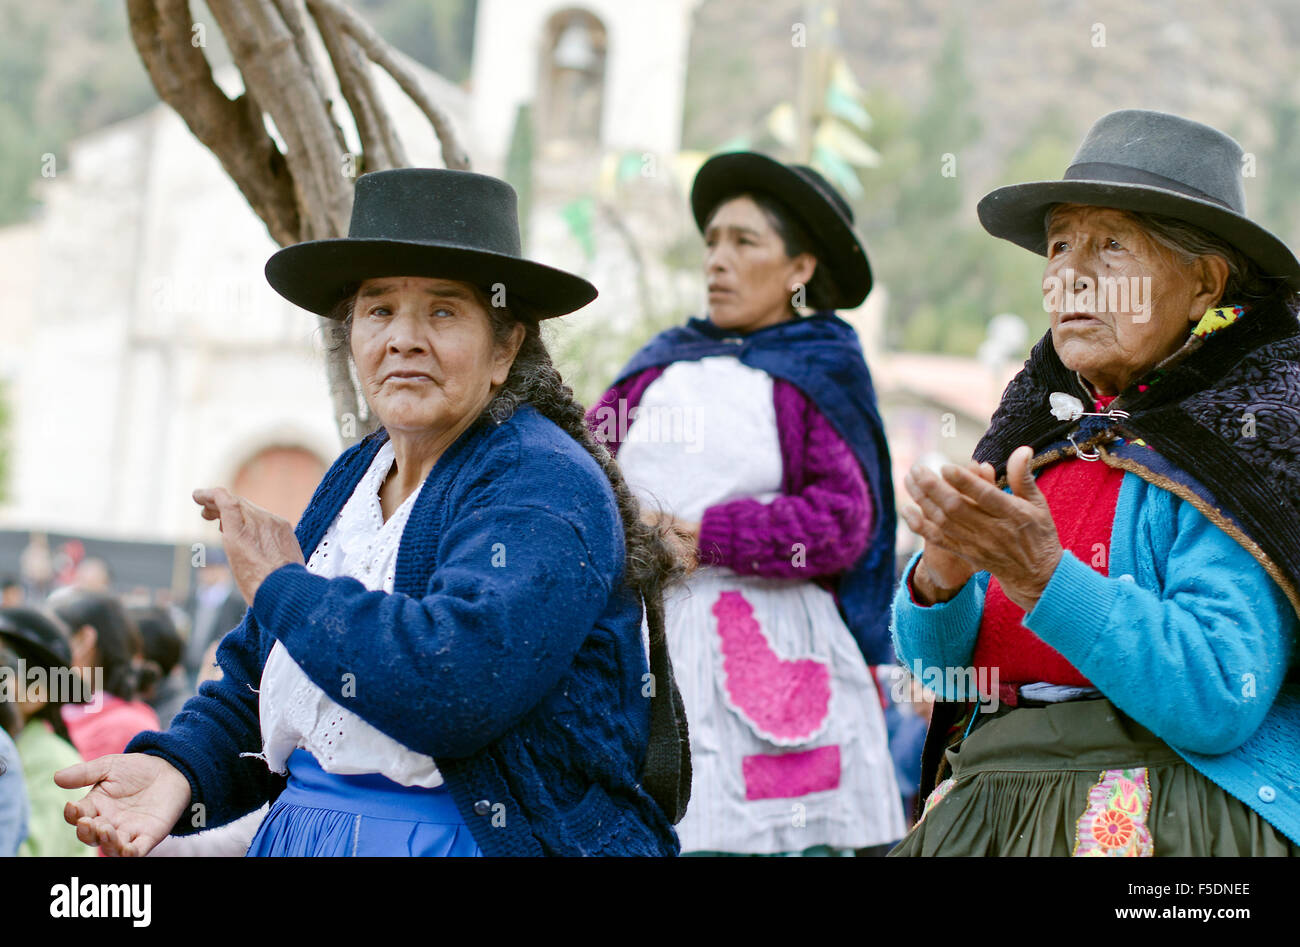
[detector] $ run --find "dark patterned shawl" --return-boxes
[973,290,1300,616]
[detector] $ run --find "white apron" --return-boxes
[618,356,904,853]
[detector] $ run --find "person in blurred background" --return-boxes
[19,534,54,603]
[589,152,903,855]
[183,549,246,685]
[73,557,113,593]
[0,641,31,856]
[130,604,189,728]
[1,576,24,607]
[48,588,160,761]
[0,607,94,857]
[878,667,933,827]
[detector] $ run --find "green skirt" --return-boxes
[888,697,1297,857]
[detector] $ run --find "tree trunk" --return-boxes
[126,0,470,447]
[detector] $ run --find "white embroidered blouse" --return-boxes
[256,439,444,788]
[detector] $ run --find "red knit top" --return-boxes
[971,393,1125,690]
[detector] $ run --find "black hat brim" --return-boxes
[0,629,70,671]
[265,239,598,319]
[978,179,1300,289]
[690,152,872,308]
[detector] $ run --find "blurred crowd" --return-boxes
[0,539,937,857]
[0,547,247,856]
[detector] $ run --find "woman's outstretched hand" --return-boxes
[55,754,193,857]
[901,446,1063,613]
[193,487,305,606]
[902,459,994,604]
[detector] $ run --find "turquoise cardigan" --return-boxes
[891,468,1300,845]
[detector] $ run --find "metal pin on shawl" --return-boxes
[1049,392,1130,461]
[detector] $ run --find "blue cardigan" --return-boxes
[129,405,679,856]
[891,467,1300,845]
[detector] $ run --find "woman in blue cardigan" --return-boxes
[890,110,1300,855]
[55,168,688,857]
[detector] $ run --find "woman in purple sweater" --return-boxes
[588,153,904,854]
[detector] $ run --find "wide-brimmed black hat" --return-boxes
[266,168,598,319]
[690,152,872,308]
[0,606,72,670]
[978,109,1300,288]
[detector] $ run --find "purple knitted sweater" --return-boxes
[588,365,874,580]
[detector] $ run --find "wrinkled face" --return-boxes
[703,195,815,333]
[350,277,519,437]
[1043,205,1225,395]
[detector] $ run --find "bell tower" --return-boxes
[470,0,700,176]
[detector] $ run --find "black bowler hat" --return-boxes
[978,109,1300,288]
[0,606,73,670]
[690,151,873,308]
[265,168,598,319]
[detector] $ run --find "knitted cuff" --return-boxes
[251,562,329,638]
[696,504,740,570]
[890,550,983,680]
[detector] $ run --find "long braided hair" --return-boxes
[480,316,689,602]
[473,304,694,820]
[331,286,691,819]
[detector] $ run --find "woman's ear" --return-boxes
[1189,254,1230,320]
[492,322,527,386]
[789,252,818,295]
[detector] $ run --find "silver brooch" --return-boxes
[1049,391,1130,462]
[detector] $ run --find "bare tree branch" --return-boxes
[305,0,471,171]
[207,0,352,240]
[127,0,467,445]
[126,0,300,245]
[195,0,367,441]
[313,5,407,171]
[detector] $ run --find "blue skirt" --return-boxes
[247,749,483,857]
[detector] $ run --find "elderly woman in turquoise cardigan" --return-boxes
[54,169,688,857]
[891,110,1300,856]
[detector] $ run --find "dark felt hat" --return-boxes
[0,606,73,670]
[690,151,872,308]
[978,109,1300,288]
[265,168,598,318]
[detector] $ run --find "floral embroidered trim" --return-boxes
[915,776,956,827]
[1073,767,1154,856]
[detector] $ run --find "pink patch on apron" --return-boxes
[713,590,833,745]
[743,746,842,800]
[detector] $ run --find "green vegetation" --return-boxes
[0,1,156,225]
